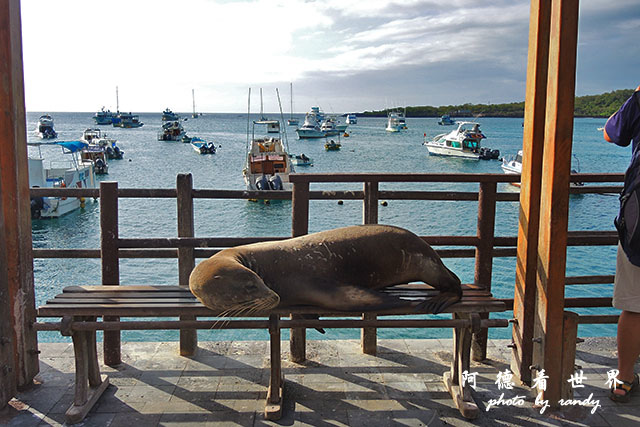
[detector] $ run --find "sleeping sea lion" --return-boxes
[189,224,462,316]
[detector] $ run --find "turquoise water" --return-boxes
[28,112,629,342]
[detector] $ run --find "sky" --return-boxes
[19,0,640,113]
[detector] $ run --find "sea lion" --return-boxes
[189,224,462,317]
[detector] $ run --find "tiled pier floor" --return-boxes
[2,337,639,426]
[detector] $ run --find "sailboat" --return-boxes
[287,82,299,126]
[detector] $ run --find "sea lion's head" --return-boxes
[189,256,280,315]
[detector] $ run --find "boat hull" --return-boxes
[425,144,480,159]
[296,128,325,139]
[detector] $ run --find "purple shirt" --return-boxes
[605,91,640,153]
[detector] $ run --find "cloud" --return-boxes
[19,0,640,112]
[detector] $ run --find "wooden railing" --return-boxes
[31,172,624,363]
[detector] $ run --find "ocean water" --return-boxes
[28,112,629,343]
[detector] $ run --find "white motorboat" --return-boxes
[345,114,357,124]
[289,153,313,166]
[35,114,58,139]
[501,150,524,175]
[28,141,96,219]
[501,150,584,187]
[113,112,143,128]
[80,146,108,175]
[385,111,405,132]
[191,137,216,154]
[296,111,324,139]
[157,121,185,141]
[81,128,124,160]
[424,121,493,160]
[320,118,340,136]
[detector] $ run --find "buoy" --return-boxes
[338,200,344,205]
[264,200,270,205]
[129,159,132,162]
[343,132,349,137]
[248,198,258,203]
[380,201,388,207]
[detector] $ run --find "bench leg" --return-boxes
[265,314,284,420]
[443,313,480,419]
[66,321,109,424]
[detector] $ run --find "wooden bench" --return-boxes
[35,283,508,424]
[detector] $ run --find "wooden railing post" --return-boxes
[511,0,551,387]
[533,0,579,406]
[472,181,497,361]
[0,0,39,394]
[100,181,120,366]
[290,180,309,363]
[362,180,379,355]
[177,174,197,356]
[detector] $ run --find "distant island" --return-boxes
[358,88,634,118]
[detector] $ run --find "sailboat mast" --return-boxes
[116,86,119,112]
[290,82,293,119]
[260,88,265,120]
[192,89,196,118]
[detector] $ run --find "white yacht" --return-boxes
[345,114,357,124]
[28,141,96,219]
[385,111,405,132]
[423,121,486,159]
[296,111,324,139]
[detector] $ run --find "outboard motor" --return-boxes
[269,175,284,190]
[95,158,107,173]
[255,176,269,191]
[491,149,500,159]
[30,197,44,219]
[114,146,123,159]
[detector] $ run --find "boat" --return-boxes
[324,139,341,151]
[501,150,584,187]
[424,121,499,160]
[385,111,405,132]
[288,153,313,166]
[157,120,185,141]
[296,111,324,139]
[438,114,456,125]
[327,115,348,132]
[28,141,97,219]
[80,145,108,175]
[80,128,124,160]
[113,112,143,128]
[93,107,116,125]
[287,83,298,126]
[161,108,180,121]
[35,115,58,139]
[243,89,294,192]
[345,114,357,124]
[320,117,340,136]
[191,137,216,154]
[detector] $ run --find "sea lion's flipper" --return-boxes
[416,291,461,314]
[306,282,415,312]
[298,314,326,334]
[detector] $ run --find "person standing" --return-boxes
[603,85,640,402]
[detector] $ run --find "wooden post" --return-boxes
[362,181,379,355]
[472,181,497,361]
[0,165,16,409]
[532,0,579,406]
[177,174,197,356]
[511,0,552,387]
[100,182,120,366]
[0,0,39,393]
[290,180,309,363]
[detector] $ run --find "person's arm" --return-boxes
[603,85,640,145]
